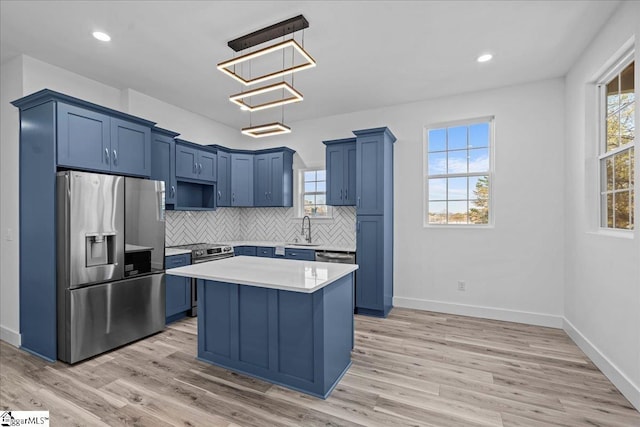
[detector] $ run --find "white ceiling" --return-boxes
[0,1,620,129]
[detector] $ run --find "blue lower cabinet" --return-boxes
[257,246,275,257]
[284,248,315,261]
[234,246,257,256]
[165,254,191,323]
[197,273,354,398]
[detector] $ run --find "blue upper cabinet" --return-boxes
[253,149,294,207]
[150,128,179,205]
[354,127,397,215]
[216,149,231,206]
[199,150,217,182]
[175,139,216,183]
[231,153,254,206]
[56,101,152,177]
[323,138,356,206]
[176,143,198,180]
[110,118,151,177]
[57,103,111,172]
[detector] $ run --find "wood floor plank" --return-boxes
[1,308,638,426]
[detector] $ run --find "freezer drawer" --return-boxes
[58,274,165,363]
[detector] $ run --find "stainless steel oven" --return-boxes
[167,243,233,316]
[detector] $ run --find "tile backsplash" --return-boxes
[166,206,356,248]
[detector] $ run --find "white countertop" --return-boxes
[165,248,192,256]
[221,240,356,253]
[166,255,358,293]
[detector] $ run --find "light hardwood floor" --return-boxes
[1,308,638,426]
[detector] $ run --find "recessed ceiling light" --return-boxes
[92,31,111,42]
[477,53,493,63]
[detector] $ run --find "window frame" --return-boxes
[295,167,333,219]
[597,50,635,232]
[423,116,495,228]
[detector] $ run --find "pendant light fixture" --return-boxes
[218,15,315,138]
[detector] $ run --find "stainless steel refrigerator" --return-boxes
[56,170,166,363]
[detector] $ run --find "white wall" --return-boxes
[0,55,242,346]
[0,55,23,346]
[251,78,567,328]
[563,0,640,409]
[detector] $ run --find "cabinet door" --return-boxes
[217,151,231,206]
[284,248,315,261]
[268,152,284,206]
[356,135,384,215]
[165,254,191,319]
[256,246,274,257]
[175,144,198,179]
[355,215,383,310]
[231,153,254,206]
[150,133,176,204]
[326,145,345,205]
[198,150,217,182]
[57,103,111,172]
[110,118,151,177]
[253,154,270,207]
[344,143,357,205]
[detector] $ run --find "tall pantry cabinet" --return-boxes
[325,127,396,318]
[354,127,396,317]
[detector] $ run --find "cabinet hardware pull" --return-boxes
[104,148,109,163]
[357,221,360,232]
[112,150,118,165]
[193,163,196,173]
[345,189,348,200]
[171,186,175,198]
[218,190,221,199]
[357,196,361,207]
[340,189,343,200]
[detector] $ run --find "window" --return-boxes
[425,118,493,225]
[599,57,634,230]
[300,169,330,217]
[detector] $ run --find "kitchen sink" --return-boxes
[286,242,321,247]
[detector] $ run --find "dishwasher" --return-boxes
[315,250,356,264]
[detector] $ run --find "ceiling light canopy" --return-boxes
[218,15,315,138]
[477,53,493,63]
[92,31,111,42]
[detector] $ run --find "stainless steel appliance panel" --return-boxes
[59,273,165,363]
[315,251,356,264]
[124,177,165,277]
[57,171,125,289]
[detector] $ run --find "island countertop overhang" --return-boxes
[166,255,358,293]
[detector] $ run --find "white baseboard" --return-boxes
[0,325,21,348]
[393,296,564,328]
[563,317,640,411]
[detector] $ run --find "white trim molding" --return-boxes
[563,317,640,411]
[0,325,21,348]
[393,296,563,328]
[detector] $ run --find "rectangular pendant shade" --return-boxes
[241,122,292,138]
[230,82,303,112]
[217,39,316,86]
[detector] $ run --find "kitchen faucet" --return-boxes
[301,215,312,243]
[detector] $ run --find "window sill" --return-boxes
[587,229,635,239]
[424,223,495,229]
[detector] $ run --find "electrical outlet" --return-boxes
[457,280,466,291]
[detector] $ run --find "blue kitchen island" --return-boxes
[167,256,358,399]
